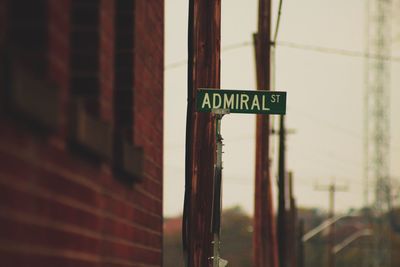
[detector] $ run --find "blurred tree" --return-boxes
[164,207,400,267]
[391,226,400,267]
[220,206,253,267]
[163,206,253,267]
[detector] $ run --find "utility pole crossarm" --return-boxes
[315,184,349,192]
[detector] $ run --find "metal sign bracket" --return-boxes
[210,108,230,267]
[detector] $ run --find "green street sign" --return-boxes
[196,89,286,115]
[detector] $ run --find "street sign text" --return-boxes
[196,89,286,115]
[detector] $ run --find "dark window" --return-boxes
[70,0,100,114]
[113,0,143,183]
[8,0,48,75]
[69,0,113,161]
[1,0,59,131]
[114,0,134,137]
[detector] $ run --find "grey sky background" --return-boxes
[164,0,400,217]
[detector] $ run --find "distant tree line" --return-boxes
[163,206,400,267]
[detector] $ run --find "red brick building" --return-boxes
[0,0,164,266]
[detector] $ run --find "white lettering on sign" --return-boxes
[240,94,249,110]
[251,96,260,110]
[201,93,211,109]
[223,94,235,109]
[200,92,272,112]
[213,93,222,108]
[262,95,270,111]
[271,94,281,103]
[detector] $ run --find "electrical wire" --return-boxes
[273,0,284,44]
[277,41,400,61]
[165,40,400,70]
[290,109,363,140]
[164,41,252,70]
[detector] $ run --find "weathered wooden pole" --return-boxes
[253,0,278,266]
[183,0,221,266]
[277,114,287,267]
[288,172,297,267]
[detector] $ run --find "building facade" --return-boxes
[0,0,164,266]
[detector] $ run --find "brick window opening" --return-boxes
[113,0,143,183]
[67,0,143,180]
[69,0,113,161]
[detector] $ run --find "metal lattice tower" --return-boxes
[364,0,392,266]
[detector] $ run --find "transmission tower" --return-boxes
[364,0,392,266]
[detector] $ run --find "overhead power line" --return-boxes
[273,0,284,43]
[278,41,400,61]
[165,40,400,70]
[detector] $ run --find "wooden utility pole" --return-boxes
[316,182,348,267]
[277,115,287,267]
[253,0,278,266]
[274,115,295,267]
[183,0,221,267]
[287,172,297,267]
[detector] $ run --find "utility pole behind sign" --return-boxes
[288,172,297,267]
[277,115,287,267]
[253,0,279,266]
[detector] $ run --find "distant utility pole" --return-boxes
[183,0,221,266]
[276,118,297,267]
[315,181,348,267]
[277,116,287,267]
[271,116,295,267]
[288,172,297,267]
[253,0,278,266]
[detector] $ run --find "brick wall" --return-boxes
[134,0,164,195]
[0,0,164,266]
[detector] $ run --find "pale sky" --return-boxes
[164,0,400,217]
